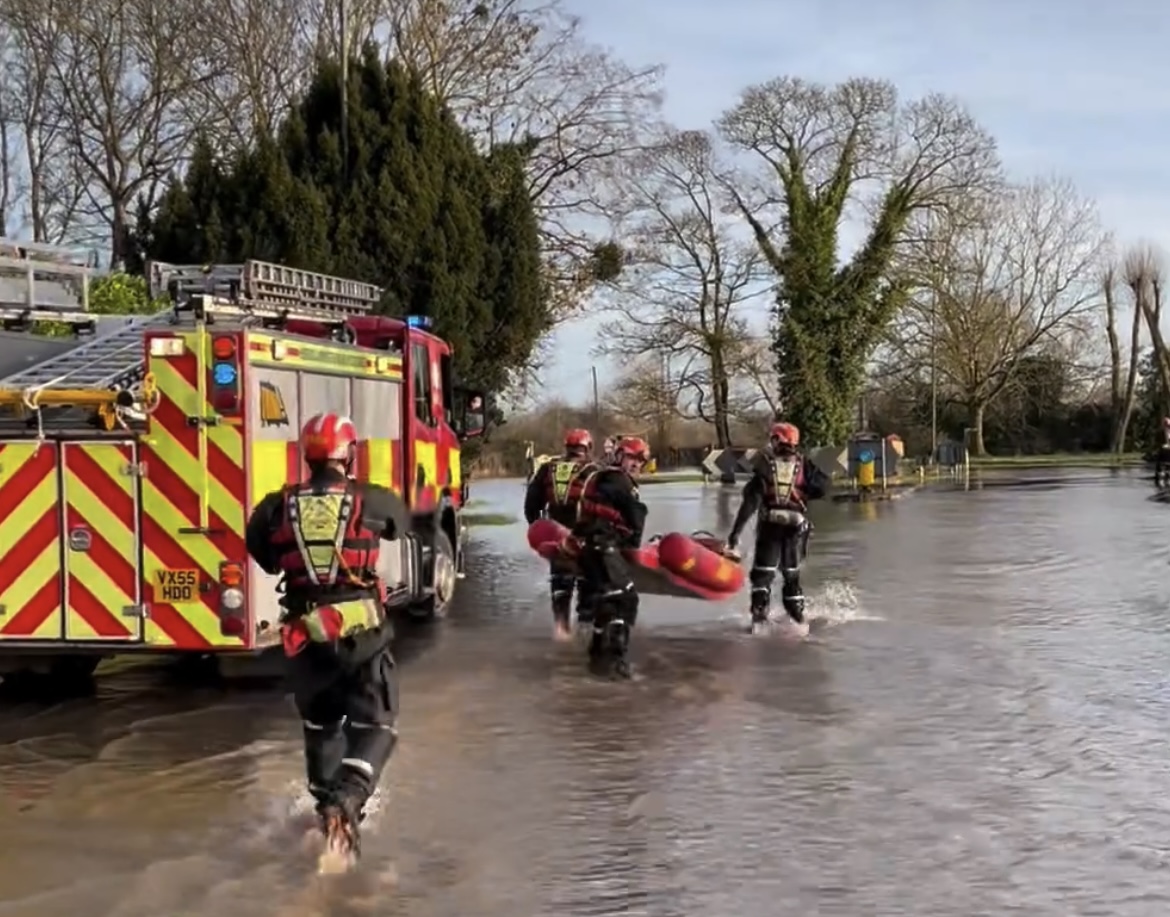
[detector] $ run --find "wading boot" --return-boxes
[552,595,573,641]
[320,798,362,864]
[607,621,632,679]
[749,588,770,627]
[781,582,805,625]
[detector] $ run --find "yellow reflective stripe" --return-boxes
[64,444,138,641]
[0,542,60,640]
[65,459,225,645]
[367,439,393,488]
[415,440,437,501]
[0,449,55,559]
[449,447,461,489]
[304,600,380,642]
[251,441,288,508]
[150,360,241,529]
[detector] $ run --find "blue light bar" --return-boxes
[406,315,433,330]
[213,361,238,386]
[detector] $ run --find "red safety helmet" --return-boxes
[564,428,593,452]
[770,422,800,449]
[301,412,358,465]
[617,436,651,463]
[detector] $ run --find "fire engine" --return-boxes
[0,239,484,681]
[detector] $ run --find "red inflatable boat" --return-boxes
[526,519,745,601]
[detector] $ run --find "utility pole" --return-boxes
[591,365,600,429]
[340,0,349,177]
[930,290,938,465]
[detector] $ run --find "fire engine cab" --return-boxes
[0,240,484,681]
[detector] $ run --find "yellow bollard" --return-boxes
[858,459,876,488]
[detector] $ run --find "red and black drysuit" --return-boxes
[571,467,648,665]
[727,451,827,623]
[524,456,601,625]
[246,466,408,823]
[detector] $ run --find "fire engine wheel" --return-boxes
[411,531,457,620]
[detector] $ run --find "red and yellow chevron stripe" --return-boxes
[62,441,142,641]
[0,442,63,640]
[144,329,247,649]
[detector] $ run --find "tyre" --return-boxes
[407,530,456,620]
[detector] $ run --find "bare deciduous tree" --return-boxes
[1101,258,1143,453]
[0,1,88,242]
[726,334,780,419]
[596,129,770,448]
[890,177,1106,454]
[1123,245,1170,413]
[196,0,318,146]
[385,0,663,317]
[602,356,677,452]
[41,0,221,263]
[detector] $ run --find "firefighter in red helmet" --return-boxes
[726,422,827,629]
[571,436,650,678]
[245,412,409,863]
[524,428,600,637]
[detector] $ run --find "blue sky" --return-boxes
[543,0,1170,404]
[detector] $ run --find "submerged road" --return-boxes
[3,470,1170,916]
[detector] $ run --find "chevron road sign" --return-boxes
[701,448,740,478]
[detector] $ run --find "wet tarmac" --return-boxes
[3,469,1170,915]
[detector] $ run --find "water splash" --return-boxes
[808,580,882,625]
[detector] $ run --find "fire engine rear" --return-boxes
[0,240,484,681]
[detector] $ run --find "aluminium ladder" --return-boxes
[0,260,384,395]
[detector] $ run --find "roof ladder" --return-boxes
[147,259,383,323]
[0,237,97,322]
[0,312,175,390]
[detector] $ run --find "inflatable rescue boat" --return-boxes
[526,519,745,601]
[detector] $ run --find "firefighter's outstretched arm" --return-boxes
[727,474,764,549]
[245,491,285,575]
[361,483,412,540]
[523,462,550,524]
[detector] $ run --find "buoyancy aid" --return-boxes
[271,477,382,595]
[762,454,807,513]
[546,457,596,509]
[578,469,636,534]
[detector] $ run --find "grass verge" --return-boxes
[463,512,517,526]
[968,452,1144,469]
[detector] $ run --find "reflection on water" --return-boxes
[4,474,1170,914]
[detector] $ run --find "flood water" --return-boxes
[3,469,1170,916]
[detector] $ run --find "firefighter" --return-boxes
[1156,417,1170,487]
[245,412,409,862]
[571,436,650,678]
[523,428,599,638]
[725,422,827,627]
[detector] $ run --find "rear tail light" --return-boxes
[218,561,247,637]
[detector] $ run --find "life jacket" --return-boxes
[579,469,636,534]
[546,456,595,509]
[762,454,806,513]
[271,477,383,596]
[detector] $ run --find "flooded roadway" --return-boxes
[3,470,1170,916]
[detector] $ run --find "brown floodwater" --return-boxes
[2,470,1170,916]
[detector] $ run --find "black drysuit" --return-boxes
[524,457,599,624]
[246,467,409,819]
[728,452,827,623]
[571,468,648,661]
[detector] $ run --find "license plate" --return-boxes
[152,568,200,604]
